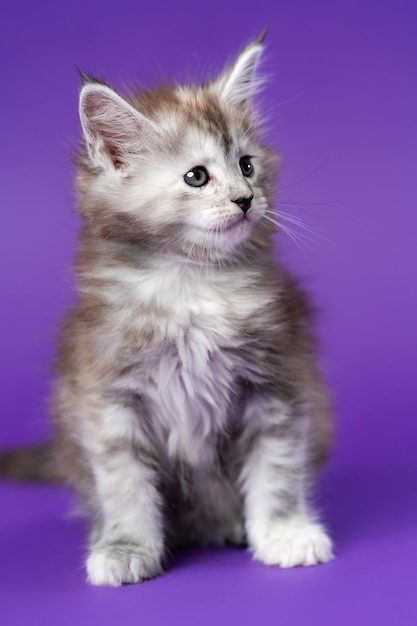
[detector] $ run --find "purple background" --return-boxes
[1,0,416,623]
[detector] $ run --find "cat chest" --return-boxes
[113,267,268,464]
[132,311,241,465]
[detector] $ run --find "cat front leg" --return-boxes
[240,396,334,568]
[81,403,165,586]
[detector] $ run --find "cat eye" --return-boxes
[239,156,254,178]
[184,166,210,187]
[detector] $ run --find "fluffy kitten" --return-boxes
[2,34,334,585]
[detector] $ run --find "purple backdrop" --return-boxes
[1,0,416,623]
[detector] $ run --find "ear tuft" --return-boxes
[212,33,267,109]
[76,68,109,88]
[254,27,268,46]
[79,82,157,171]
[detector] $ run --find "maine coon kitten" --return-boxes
[2,34,334,585]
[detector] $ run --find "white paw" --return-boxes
[253,520,334,568]
[86,543,163,586]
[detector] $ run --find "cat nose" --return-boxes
[232,194,253,214]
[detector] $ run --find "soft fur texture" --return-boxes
[4,35,335,585]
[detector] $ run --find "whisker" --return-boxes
[264,209,327,242]
[276,215,327,240]
[281,225,315,251]
[262,214,314,252]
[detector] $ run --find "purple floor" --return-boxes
[1,0,416,624]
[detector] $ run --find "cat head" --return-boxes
[77,33,278,263]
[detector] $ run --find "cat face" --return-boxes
[77,35,278,262]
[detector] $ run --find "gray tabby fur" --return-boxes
[49,34,334,585]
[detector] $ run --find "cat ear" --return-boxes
[212,31,266,109]
[79,80,157,171]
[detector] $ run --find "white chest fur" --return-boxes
[97,257,271,464]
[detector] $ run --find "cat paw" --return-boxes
[252,520,334,568]
[86,542,163,586]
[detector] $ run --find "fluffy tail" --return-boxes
[0,441,61,483]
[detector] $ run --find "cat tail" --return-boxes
[0,441,61,483]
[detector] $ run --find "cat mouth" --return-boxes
[191,215,251,238]
[212,216,247,233]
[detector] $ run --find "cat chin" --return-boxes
[189,217,253,246]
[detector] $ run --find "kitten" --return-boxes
[2,33,334,585]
